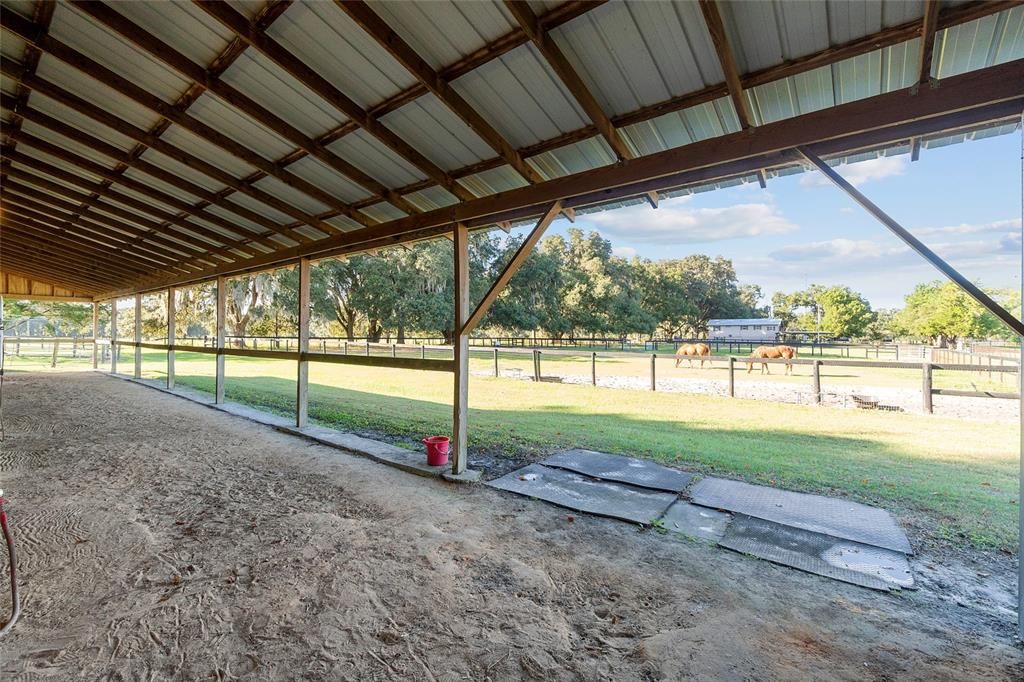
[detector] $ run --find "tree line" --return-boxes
[4,229,1019,347]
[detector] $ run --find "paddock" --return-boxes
[1,0,1024,672]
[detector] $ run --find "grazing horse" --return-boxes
[746,345,798,375]
[675,342,711,368]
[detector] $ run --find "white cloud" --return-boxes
[612,246,638,258]
[769,239,908,264]
[839,207,854,214]
[914,218,1021,237]
[801,156,907,188]
[583,195,797,244]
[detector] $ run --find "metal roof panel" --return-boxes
[159,121,259,180]
[266,1,416,109]
[105,0,236,66]
[403,185,461,212]
[286,155,373,205]
[134,147,225,194]
[252,174,330,215]
[219,48,347,139]
[457,164,530,198]
[187,91,296,161]
[49,3,191,104]
[452,42,589,148]
[326,128,427,188]
[27,90,140,152]
[527,135,616,181]
[380,92,494,171]
[19,118,121,169]
[122,163,205,204]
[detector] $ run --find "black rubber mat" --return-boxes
[542,449,694,493]
[487,464,678,524]
[719,515,914,591]
[691,477,912,554]
[660,501,730,542]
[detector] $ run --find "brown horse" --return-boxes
[675,342,711,368]
[746,345,798,375]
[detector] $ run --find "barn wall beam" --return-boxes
[452,223,470,475]
[295,258,310,427]
[167,287,176,389]
[215,275,226,403]
[799,147,1024,337]
[110,296,118,373]
[698,0,754,129]
[133,293,142,378]
[918,0,941,85]
[91,301,99,369]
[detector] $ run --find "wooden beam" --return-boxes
[295,257,310,427]
[463,202,562,335]
[335,0,546,185]
[699,0,753,129]
[76,0,423,216]
[0,242,122,290]
[645,192,659,209]
[215,274,226,403]
[0,10,366,225]
[167,286,175,388]
[92,59,1024,297]
[192,0,474,204]
[800,147,1024,337]
[756,170,768,189]
[110,295,118,372]
[919,0,941,85]
[505,1,633,161]
[92,301,99,368]
[134,293,142,378]
[452,222,470,475]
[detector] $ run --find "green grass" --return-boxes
[9,349,1020,551]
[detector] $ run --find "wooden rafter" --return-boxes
[0,240,124,290]
[75,0,422,217]
[0,10,367,229]
[462,201,563,335]
[58,1,293,235]
[335,0,546,185]
[504,1,633,161]
[193,0,475,204]
[0,268,94,299]
[919,0,941,85]
[699,0,753,130]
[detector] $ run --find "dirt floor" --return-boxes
[0,372,1021,680]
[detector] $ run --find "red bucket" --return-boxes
[422,436,450,466]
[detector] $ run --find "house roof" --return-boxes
[1,0,1021,299]
[710,319,782,327]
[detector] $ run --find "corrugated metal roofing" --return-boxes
[219,48,346,139]
[0,0,1020,296]
[452,41,589,148]
[34,52,162,131]
[379,92,494,171]
[267,0,417,109]
[49,3,191,105]
[368,0,516,71]
[551,1,723,117]
[326,128,427,188]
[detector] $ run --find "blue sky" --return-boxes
[547,131,1022,310]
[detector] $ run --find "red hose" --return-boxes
[0,490,19,638]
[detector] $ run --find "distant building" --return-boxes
[708,318,782,342]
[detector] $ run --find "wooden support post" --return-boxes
[421,344,425,360]
[452,223,470,475]
[50,339,59,368]
[812,360,822,405]
[215,275,226,404]
[110,301,118,373]
[493,347,499,377]
[728,356,735,397]
[392,343,397,358]
[922,362,933,414]
[296,258,311,427]
[592,352,597,386]
[91,302,98,369]
[650,353,656,391]
[134,293,142,378]
[167,288,175,389]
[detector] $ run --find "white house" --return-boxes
[708,318,782,342]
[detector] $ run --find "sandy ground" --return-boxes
[483,368,1019,422]
[0,372,1021,680]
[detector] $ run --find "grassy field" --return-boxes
[9,348,1019,551]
